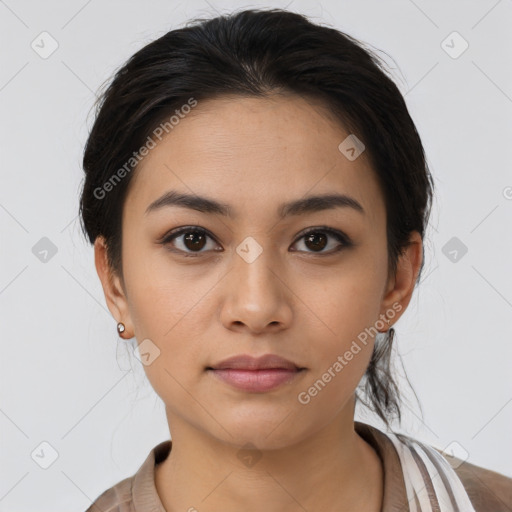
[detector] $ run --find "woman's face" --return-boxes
[96,94,420,449]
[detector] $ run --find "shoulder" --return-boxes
[432,447,512,512]
[356,422,512,512]
[84,474,134,512]
[83,440,170,512]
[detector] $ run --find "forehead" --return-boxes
[125,94,385,225]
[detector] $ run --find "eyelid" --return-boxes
[296,226,351,246]
[159,225,217,244]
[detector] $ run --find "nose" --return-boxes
[219,241,293,334]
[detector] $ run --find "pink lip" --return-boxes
[207,354,306,393]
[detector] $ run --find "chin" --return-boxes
[222,426,303,452]
[204,404,309,450]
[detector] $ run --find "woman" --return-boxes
[80,8,512,512]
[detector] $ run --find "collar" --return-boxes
[131,421,409,511]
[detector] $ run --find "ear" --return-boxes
[94,236,134,338]
[379,231,423,328]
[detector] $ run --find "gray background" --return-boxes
[1,0,511,510]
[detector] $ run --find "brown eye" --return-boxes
[304,232,328,252]
[161,227,220,256]
[182,231,207,251]
[291,227,351,254]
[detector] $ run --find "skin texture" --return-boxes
[94,94,423,512]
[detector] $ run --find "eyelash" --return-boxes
[159,225,352,258]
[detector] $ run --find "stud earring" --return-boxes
[117,322,126,336]
[378,314,392,333]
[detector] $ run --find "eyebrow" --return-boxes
[145,190,365,218]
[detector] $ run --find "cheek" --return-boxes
[296,258,385,391]
[123,240,205,335]
[295,283,379,417]
[127,288,209,411]
[305,261,385,347]
[121,250,207,383]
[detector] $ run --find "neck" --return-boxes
[155,404,383,512]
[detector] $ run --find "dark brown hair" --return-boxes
[79,8,434,429]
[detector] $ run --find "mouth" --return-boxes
[206,354,307,393]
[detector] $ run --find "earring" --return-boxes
[378,314,392,333]
[117,322,126,336]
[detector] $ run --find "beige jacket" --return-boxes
[85,421,512,511]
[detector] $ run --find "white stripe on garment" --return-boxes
[409,441,457,511]
[424,443,477,511]
[384,430,477,512]
[386,432,434,512]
